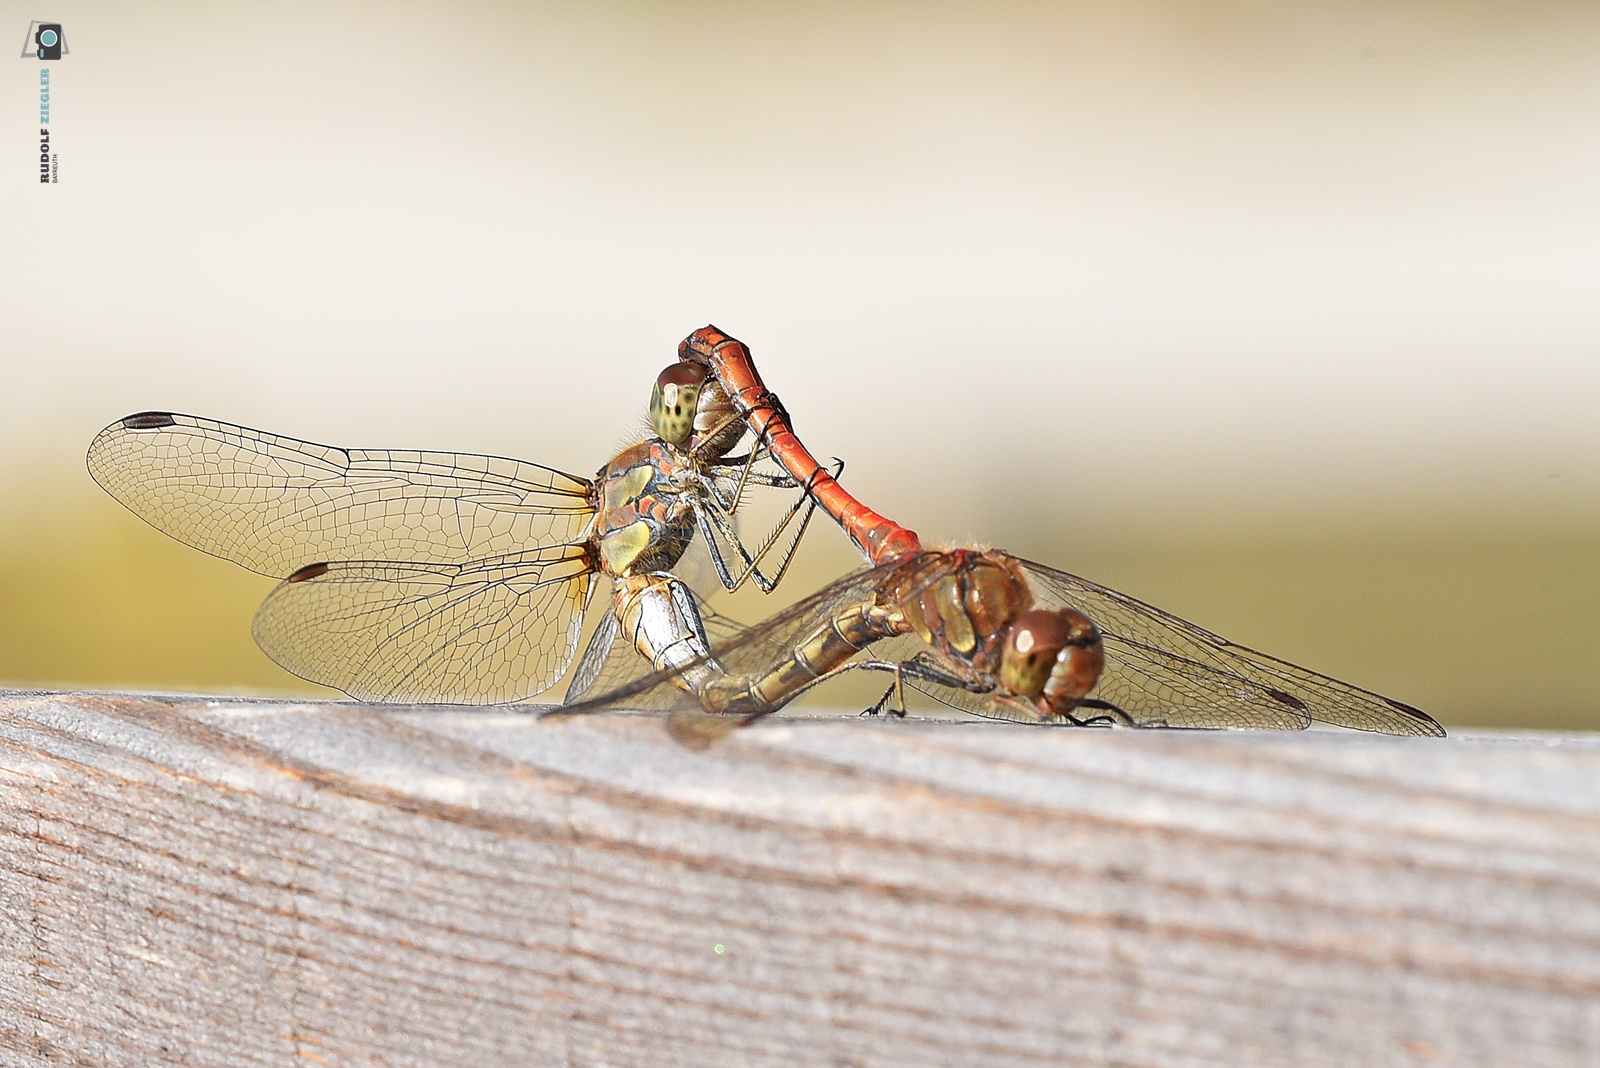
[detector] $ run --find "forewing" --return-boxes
[87,412,595,578]
[1021,559,1443,735]
[253,545,593,703]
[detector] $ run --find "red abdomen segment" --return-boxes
[678,325,922,565]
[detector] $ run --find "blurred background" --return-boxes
[2,1,1595,728]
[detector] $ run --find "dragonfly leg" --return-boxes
[857,662,909,718]
[690,462,838,594]
[693,408,805,509]
[743,390,792,442]
[705,448,834,493]
[735,459,843,592]
[1066,698,1136,728]
[699,453,838,518]
[864,688,909,719]
[693,410,767,512]
[895,651,992,694]
[709,466,803,490]
[862,686,893,717]
[691,500,774,592]
[689,483,797,593]
[829,655,989,720]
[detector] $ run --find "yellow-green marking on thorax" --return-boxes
[600,520,654,576]
[603,463,654,513]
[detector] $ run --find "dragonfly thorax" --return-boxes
[593,440,695,578]
[896,550,1032,674]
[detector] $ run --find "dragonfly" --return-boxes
[85,359,827,705]
[553,326,1444,745]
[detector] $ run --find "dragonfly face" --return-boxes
[649,364,707,447]
[649,362,745,462]
[1000,607,1105,716]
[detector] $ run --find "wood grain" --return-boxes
[0,689,1596,1066]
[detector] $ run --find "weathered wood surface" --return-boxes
[0,690,1597,1067]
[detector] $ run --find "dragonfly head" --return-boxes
[650,364,709,446]
[1000,608,1104,713]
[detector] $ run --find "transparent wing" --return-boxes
[671,523,730,596]
[564,609,619,705]
[252,545,593,703]
[1020,558,1442,736]
[701,603,756,643]
[556,551,1441,740]
[87,412,596,578]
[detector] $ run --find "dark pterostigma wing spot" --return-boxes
[1385,696,1435,723]
[287,562,331,583]
[121,412,178,430]
[1266,688,1307,711]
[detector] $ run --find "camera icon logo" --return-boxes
[19,20,66,60]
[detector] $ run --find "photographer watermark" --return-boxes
[21,21,64,59]
[20,20,67,184]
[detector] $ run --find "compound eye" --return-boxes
[1000,610,1071,697]
[999,608,1103,705]
[649,363,707,445]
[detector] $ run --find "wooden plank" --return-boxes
[0,689,1596,1067]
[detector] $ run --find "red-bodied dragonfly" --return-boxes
[86,361,825,705]
[553,326,1444,745]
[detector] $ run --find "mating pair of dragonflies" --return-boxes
[86,326,1443,745]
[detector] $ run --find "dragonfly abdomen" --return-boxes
[704,600,904,715]
[613,572,723,698]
